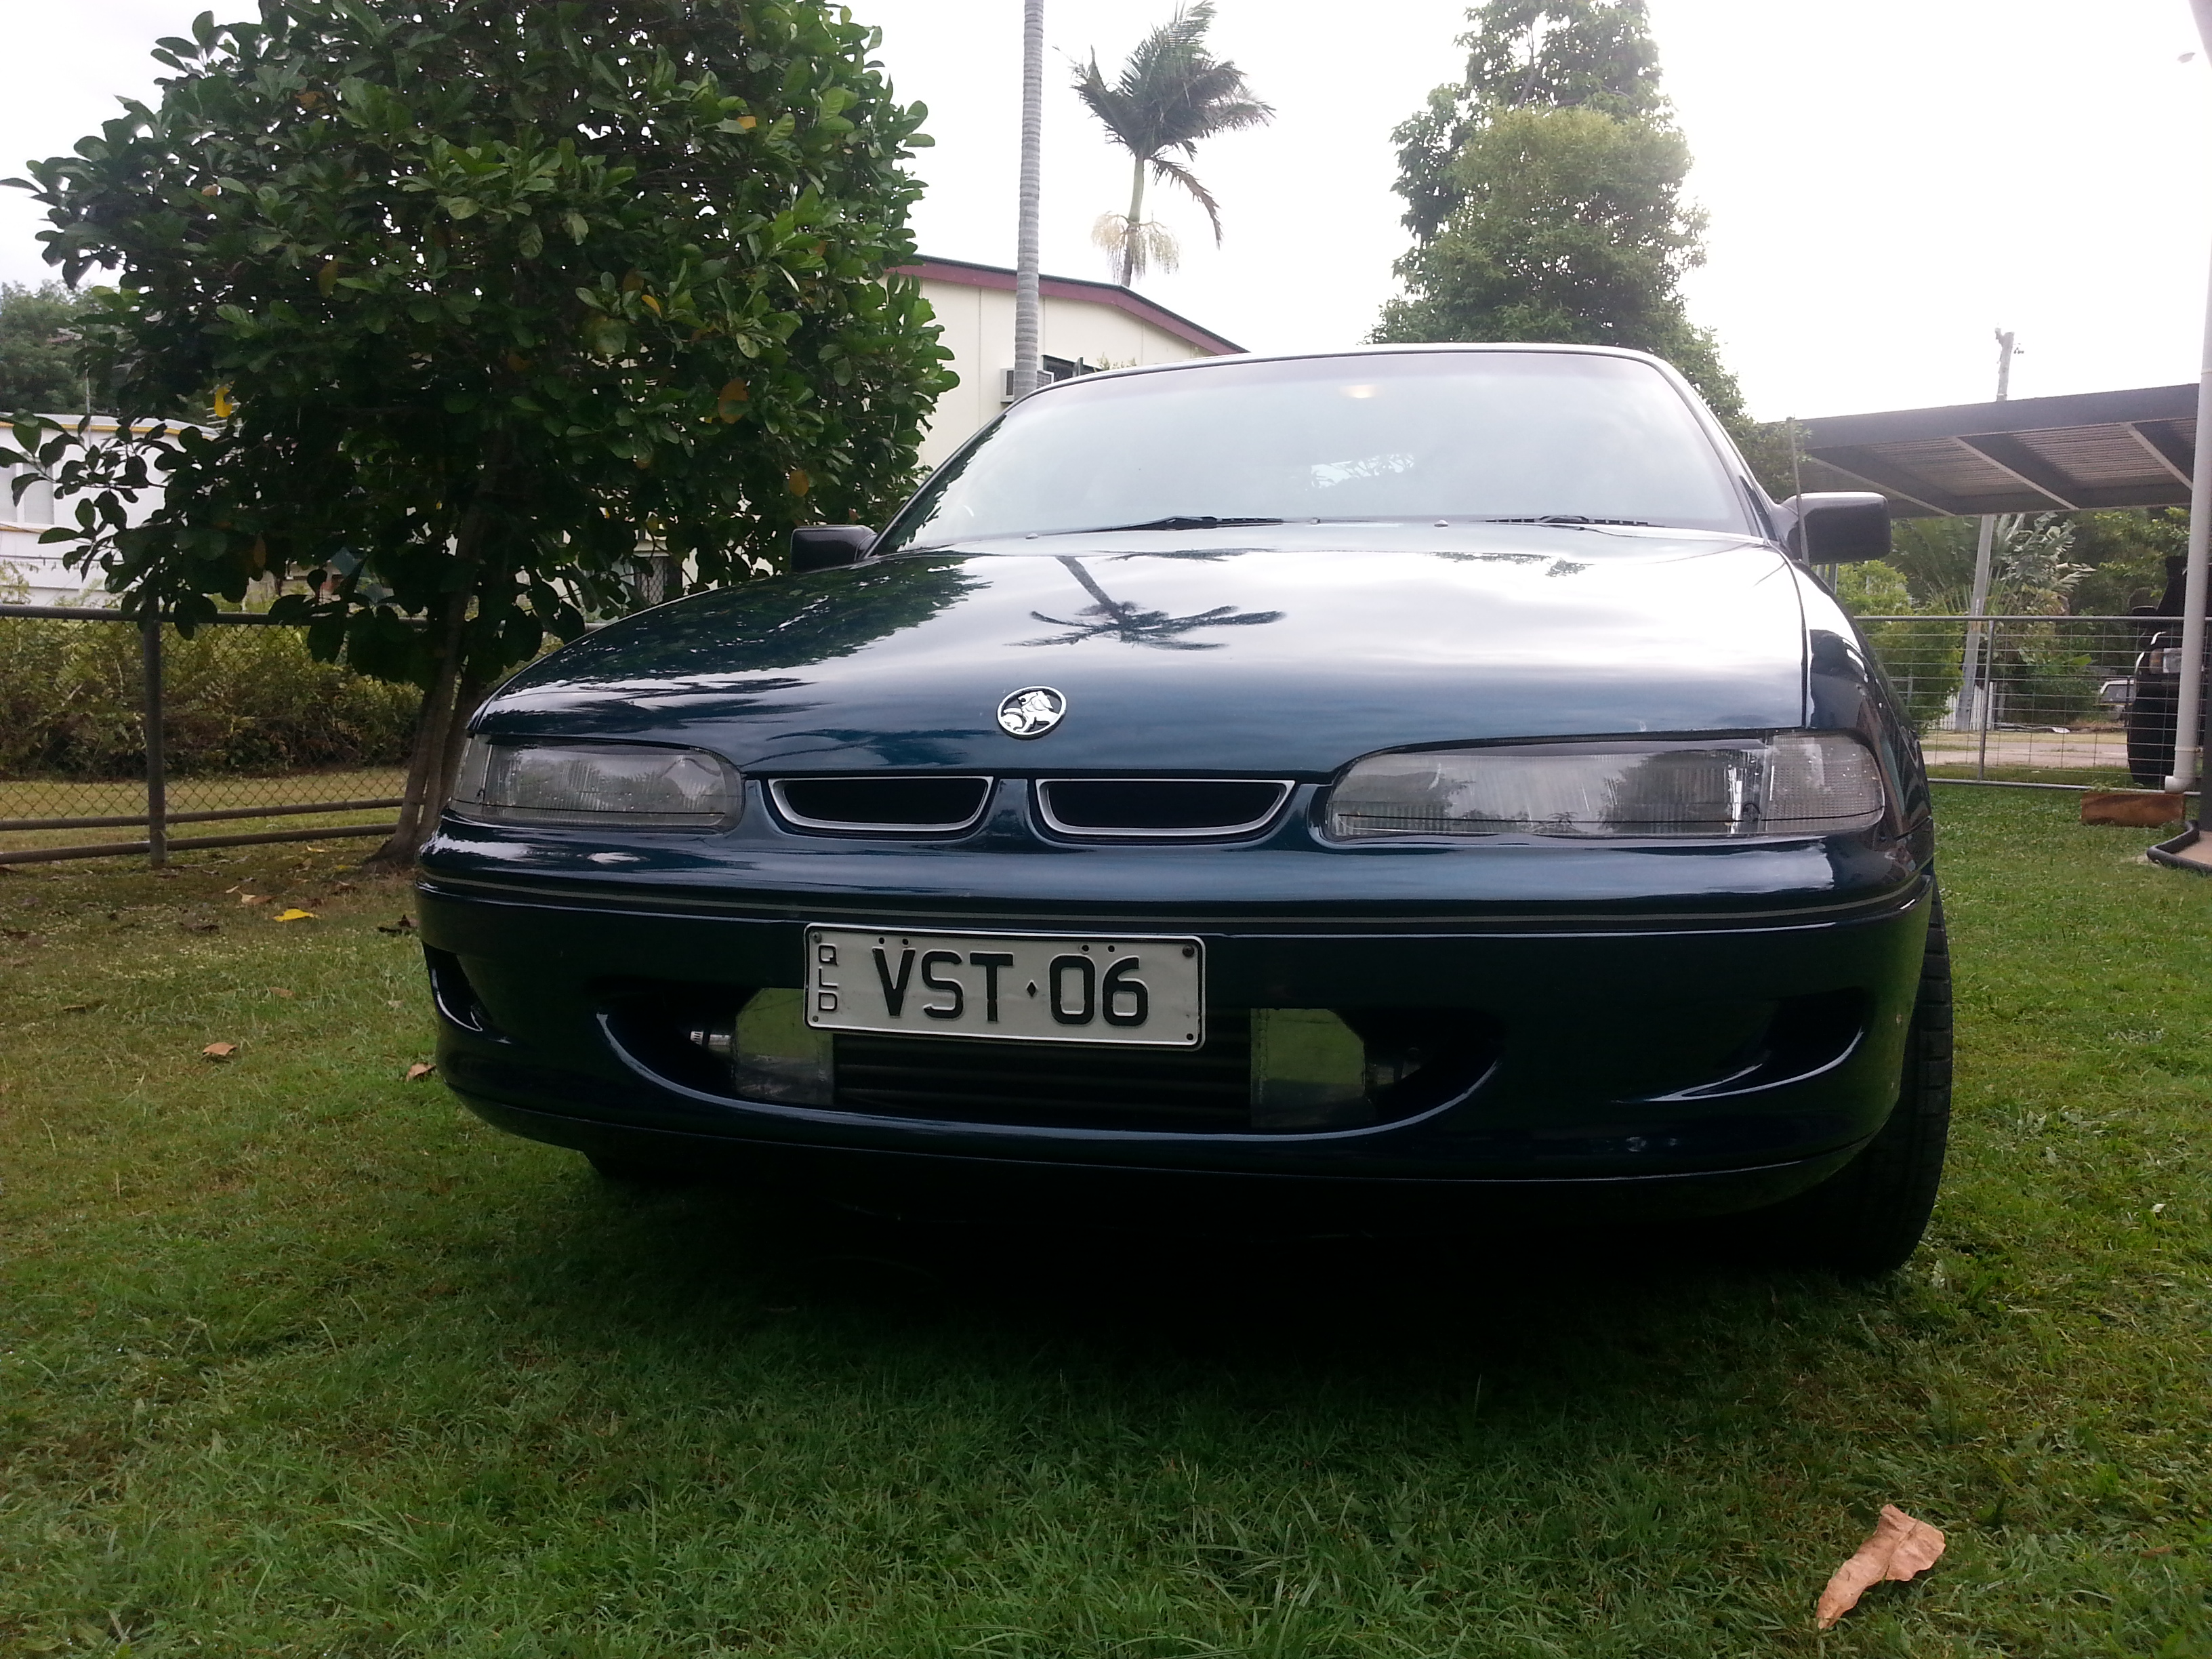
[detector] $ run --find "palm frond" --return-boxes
[1070,2,1273,167]
[1071,54,1145,158]
[1147,155,1223,243]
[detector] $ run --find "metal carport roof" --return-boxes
[1797,384,2196,518]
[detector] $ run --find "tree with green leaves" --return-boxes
[1073,2,1272,287]
[0,283,104,415]
[1376,0,1742,422]
[1887,509,2185,616]
[2,0,951,865]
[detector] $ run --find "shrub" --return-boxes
[1828,560,1964,733]
[0,618,416,778]
[1990,630,2103,726]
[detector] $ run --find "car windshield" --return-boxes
[881,350,1754,552]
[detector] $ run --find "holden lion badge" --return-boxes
[996,686,1067,739]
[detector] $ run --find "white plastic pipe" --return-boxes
[2165,0,2212,791]
[1009,0,1044,402]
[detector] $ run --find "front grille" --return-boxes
[1036,778,1292,838]
[833,1011,1254,1130]
[772,775,992,834]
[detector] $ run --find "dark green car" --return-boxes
[418,345,1946,1270]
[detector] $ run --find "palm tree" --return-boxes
[1073,3,1273,287]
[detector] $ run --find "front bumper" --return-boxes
[416,834,1932,1214]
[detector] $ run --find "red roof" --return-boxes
[892,255,1243,356]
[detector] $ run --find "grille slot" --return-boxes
[834,1011,1254,1130]
[773,775,992,834]
[1036,778,1292,838]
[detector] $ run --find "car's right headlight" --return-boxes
[449,738,740,829]
[1324,733,1885,840]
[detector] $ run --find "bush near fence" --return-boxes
[1856,615,1965,732]
[1986,620,2106,726]
[0,616,417,779]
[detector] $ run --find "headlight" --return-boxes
[1324,733,1884,840]
[450,739,739,829]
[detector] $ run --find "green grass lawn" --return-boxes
[3,789,2209,1657]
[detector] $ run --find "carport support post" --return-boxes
[1959,331,2015,741]
[2164,0,2212,796]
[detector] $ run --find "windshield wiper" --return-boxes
[1063,515,1286,533]
[1474,514,1656,527]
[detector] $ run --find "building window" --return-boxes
[1002,356,1100,401]
[3,464,56,528]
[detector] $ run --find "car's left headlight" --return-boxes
[450,738,740,829]
[1324,733,1885,840]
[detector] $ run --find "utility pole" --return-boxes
[2165,0,2212,796]
[1009,0,1045,402]
[1958,329,2021,733]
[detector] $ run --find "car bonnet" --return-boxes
[480,526,1810,776]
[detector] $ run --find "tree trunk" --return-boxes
[1122,155,1147,286]
[363,579,473,872]
[363,451,508,872]
[434,665,496,812]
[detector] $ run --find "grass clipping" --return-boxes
[1816,1506,1946,1628]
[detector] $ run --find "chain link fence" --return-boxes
[0,603,414,865]
[1,602,2192,866]
[1857,614,2189,788]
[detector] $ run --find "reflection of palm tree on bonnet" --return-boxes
[1022,557,1282,650]
[1074,2,1273,287]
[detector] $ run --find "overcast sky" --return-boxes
[4,1,2207,419]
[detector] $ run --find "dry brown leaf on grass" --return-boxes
[377,916,417,935]
[268,987,295,998]
[1816,1506,1946,1629]
[202,1042,239,1061]
[238,893,272,905]
[404,1062,436,1082]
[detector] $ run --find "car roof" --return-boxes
[1019,341,1678,401]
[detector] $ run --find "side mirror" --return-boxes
[1776,493,1889,564]
[790,525,876,573]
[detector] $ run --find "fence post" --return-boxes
[142,607,167,868]
[1974,617,1995,781]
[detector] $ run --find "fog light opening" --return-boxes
[1338,1007,1504,1119]
[1250,1009,1372,1130]
[1249,1007,1502,1130]
[424,947,495,1036]
[726,989,834,1107]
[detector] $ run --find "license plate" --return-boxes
[804,926,1204,1047]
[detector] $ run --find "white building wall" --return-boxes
[3,447,108,607]
[2,419,196,606]
[914,279,1229,471]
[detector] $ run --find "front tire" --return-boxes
[2127,684,2177,788]
[1753,889,1952,1275]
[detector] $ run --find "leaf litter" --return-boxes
[1816,1505,1946,1629]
